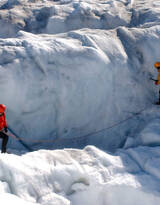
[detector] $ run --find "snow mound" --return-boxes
[0,0,132,37]
[1,0,160,38]
[0,146,160,205]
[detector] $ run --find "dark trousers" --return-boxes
[0,131,8,153]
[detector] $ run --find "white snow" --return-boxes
[0,0,160,204]
[0,25,160,151]
[0,146,160,205]
[0,193,40,205]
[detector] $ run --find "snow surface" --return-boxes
[1,0,160,151]
[0,0,160,204]
[0,145,160,205]
[1,145,160,205]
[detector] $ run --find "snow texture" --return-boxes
[0,0,160,204]
[1,146,160,205]
[0,0,160,151]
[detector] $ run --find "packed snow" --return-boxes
[0,0,160,204]
[1,145,160,205]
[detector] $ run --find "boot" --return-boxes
[1,147,6,153]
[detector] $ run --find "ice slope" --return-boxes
[0,146,160,205]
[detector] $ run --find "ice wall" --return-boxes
[0,25,159,150]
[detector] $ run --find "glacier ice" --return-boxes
[0,0,160,204]
[1,25,160,151]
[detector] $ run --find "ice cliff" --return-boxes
[0,0,160,204]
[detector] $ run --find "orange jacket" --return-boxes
[0,112,7,131]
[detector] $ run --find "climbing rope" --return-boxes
[7,105,150,146]
[7,126,33,151]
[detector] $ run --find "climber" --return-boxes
[153,62,160,104]
[0,104,8,153]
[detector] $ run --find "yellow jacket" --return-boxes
[157,70,160,85]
